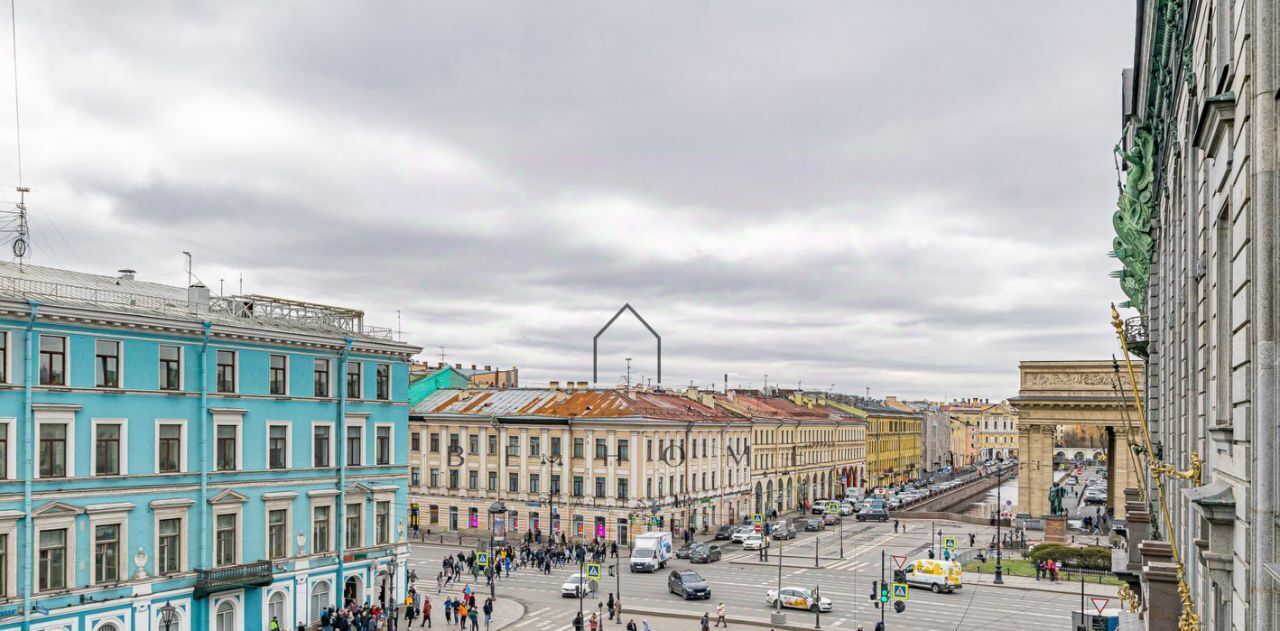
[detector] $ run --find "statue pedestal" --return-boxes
[1043,515,1068,543]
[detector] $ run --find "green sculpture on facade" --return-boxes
[1048,482,1068,516]
[1111,126,1155,313]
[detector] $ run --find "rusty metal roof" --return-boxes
[411,388,562,416]
[714,392,832,420]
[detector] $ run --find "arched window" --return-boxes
[310,581,332,622]
[97,624,120,631]
[267,591,287,628]
[215,601,236,631]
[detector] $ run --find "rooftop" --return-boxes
[0,261,401,343]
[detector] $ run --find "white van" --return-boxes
[630,532,674,573]
[902,558,963,593]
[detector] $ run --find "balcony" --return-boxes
[1124,316,1148,358]
[195,561,274,597]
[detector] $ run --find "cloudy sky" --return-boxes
[0,1,1133,399]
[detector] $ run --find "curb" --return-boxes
[966,578,1116,598]
[492,597,528,631]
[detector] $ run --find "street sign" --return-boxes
[943,536,957,550]
[752,513,763,525]
[891,583,909,601]
[476,552,489,568]
[585,563,601,579]
[891,555,907,569]
[1090,597,1110,616]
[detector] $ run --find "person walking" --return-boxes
[468,602,479,631]
[572,613,583,631]
[626,620,637,631]
[701,612,710,631]
[483,598,493,631]
[715,602,726,627]
[893,520,899,533]
[607,594,616,621]
[421,597,432,629]
[270,616,282,631]
[641,619,650,631]
[589,613,599,631]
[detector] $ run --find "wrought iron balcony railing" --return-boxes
[195,561,274,597]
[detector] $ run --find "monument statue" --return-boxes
[1048,482,1067,516]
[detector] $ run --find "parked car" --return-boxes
[811,501,828,515]
[676,543,696,559]
[822,513,841,525]
[743,534,770,550]
[668,570,711,600]
[713,525,737,541]
[766,587,832,612]
[1065,477,1078,486]
[886,498,903,510]
[561,574,597,598]
[856,507,890,522]
[771,524,797,540]
[803,517,825,532]
[689,543,722,564]
[731,527,755,544]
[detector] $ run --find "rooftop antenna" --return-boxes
[7,1,28,269]
[396,310,402,341]
[438,346,446,364]
[182,251,192,287]
[865,386,871,398]
[238,272,243,295]
[624,357,632,390]
[219,278,225,296]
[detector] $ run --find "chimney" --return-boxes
[187,283,210,315]
[485,365,492,371]
[455,363,461,369]
[549,380,560,390]
[577,381,588,390]
[472,364,477,371]
[699,392,715,409]
[117,269,136,281]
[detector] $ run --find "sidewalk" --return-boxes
[962,568,1117,597]
[621,605,833,631]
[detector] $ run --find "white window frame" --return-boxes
[155,419,189,474]
[214,418,243,472]
[312,421,335,468]
[0,511,19,598]
[374,362,392,401]
[307,491,338,554]
[37,334,69,386]
[87,504,131,586]
[265,421,292,470]
[90,418,128,477]
[212,504,244,568]
[267,353,290,397]
[373,490,396,545]
[94,337,125,389]
[209,592,244,631]
[158,343,186,392]
[0,330,9,385]
[0,417,14,480]
[308,578,334,622]
[214,348,239,394]
[35,408,76,479]
[344,500,364,550]
[34,516,76,594]
[152,499,193,575]
[262,492,295,561]
[313,357,332,398]
[346,361,363,400]
[262,586,292,631]
[374,422,395,466]
[345,424,364,467]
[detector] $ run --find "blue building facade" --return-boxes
[0,263,419,631]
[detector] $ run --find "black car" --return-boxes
[856,507,889,522]
[771,525,797,540]
[713,525,736,541]
[668,570,711,600]
[803,518,825,532]
[676,543,696,559]
[689,543,722,564]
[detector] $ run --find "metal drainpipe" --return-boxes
[1252,0,1277,625]
[336,339,352,599]
[198,321,212,600]
[20,301,37,631]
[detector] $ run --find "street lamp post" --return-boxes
[993,453,1005,585]
[158,601,178,631]
[489,500,507,600]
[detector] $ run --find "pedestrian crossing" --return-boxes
[507,605,574,631]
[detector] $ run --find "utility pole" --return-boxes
[880,549,886,630]
[625,357,632,389]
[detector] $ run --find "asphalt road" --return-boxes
[404,517,1097,631]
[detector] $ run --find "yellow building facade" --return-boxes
[817,396,921,488]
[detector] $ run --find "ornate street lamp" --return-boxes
[158,601,178,631]
[993,453,1006,585]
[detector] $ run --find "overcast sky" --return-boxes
[0,1,1134,399]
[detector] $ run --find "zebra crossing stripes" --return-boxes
[509,605,571,631]
[824,558,868,572]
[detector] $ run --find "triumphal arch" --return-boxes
[1010,360,1143,520]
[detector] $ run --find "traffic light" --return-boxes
[880,585,890,604]
[892,569,907,583]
